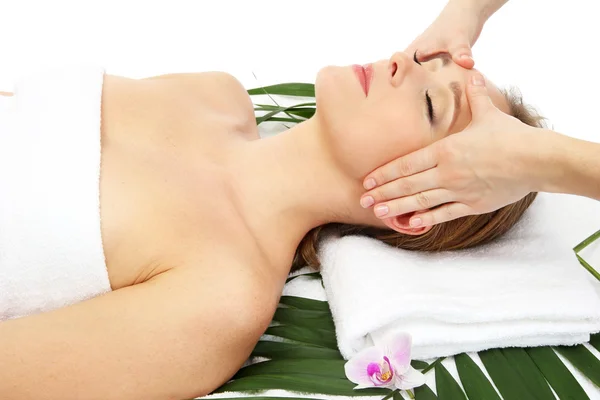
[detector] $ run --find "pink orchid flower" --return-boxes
[344,332,426,390]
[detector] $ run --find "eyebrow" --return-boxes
[441,54,451,67]
[448,81,462,131]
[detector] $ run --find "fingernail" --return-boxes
[360,196,375,208]
[471,74,484,86]
[364,178,377,190]
[410,218,422,227]
[374,205,389,217]
[460,54,472,60]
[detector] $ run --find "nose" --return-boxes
[388,52,413,88]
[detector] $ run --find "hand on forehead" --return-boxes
[450,70,511,134]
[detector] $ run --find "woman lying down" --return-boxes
[0,52,542,399]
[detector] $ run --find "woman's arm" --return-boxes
[0,91,12,96]
[0,265,273,400]
[540,132,600,201]
[461,0,508,21]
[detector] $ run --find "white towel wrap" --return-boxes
[0,66,111,321]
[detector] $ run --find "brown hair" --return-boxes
[292,88,545,271]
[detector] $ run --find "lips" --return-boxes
[352,64,373,96]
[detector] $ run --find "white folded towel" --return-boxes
[319,193,600,360]
[0,66,111,321]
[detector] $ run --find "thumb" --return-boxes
[449,44,474,69]
[466,73,495,119]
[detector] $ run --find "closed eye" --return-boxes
[414,51,435,124]
[425,90,435,124]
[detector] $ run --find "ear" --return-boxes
[381,211,433,235]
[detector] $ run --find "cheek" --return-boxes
[355,102,428,165]
[330,108,427,177]
[315,70,428,177]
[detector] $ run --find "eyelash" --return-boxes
[425,91,435,124]
[413,51,421,66]
[413,51,435,124]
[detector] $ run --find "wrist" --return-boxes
[444,0,488,39]
[520,129,565,194]
[529,130,600,200]
[448,0,504,25]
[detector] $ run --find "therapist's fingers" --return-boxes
[414,48,446,62]
[408,202,472,227]
[360,168,440,208]
[363,144,438,190]
[372,189,455,219]
[466,73,495,118]
[449,44,475,69]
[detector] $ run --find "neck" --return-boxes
[229,117,380,280]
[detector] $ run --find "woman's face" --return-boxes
[314,51,510,179]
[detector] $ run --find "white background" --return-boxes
[1,1,600,397]
[0,0,598,143]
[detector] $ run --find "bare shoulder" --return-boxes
[142,71,247,95]
[103,71,258,138]
[143,72,256,130]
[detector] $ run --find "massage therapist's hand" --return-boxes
[405,0,508,69]
[361,73,546,228]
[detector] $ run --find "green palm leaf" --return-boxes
[255,107,298,125]
[213,397,328,400]
[414,385,438,399]
[555,345,600,388]
[255,106,315,119]
[574,229,600,281]
[214,375,387,396]
[278,296,330,312]
[255,102,316,110]
[256,115,305,124]
[479,349,538,400]
[285,272,322,284]
[412,360,430,370]
[392,391,405,400]
[573,229,600,253]
[247,83,315,97]
[272,308,335,332]
[233,359,347,379]
[253,117,303,124]
[500,348,555,399]
[454,354,501,400]
[264,325,337,349]
[251,341,343,360]
[590,333,600,353]
[527,347,589,400]
[435,362,467,400]
[254,103,316,121]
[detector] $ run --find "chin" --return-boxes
[314,66,337,108]
[314,66,356,128]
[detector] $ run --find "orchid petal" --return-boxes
[344,346,385,386]
[385,332,412,372]
[354,383,394,390]
[394,366,427,390]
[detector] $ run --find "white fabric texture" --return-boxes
[318,193,600,360]
[0,66,111,321]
